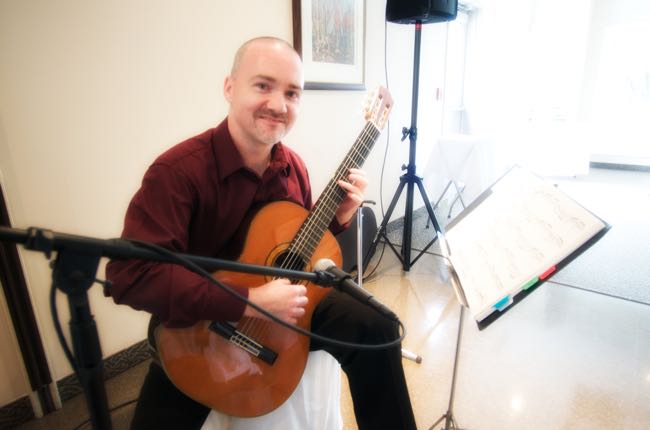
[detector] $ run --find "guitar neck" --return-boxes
[290,121,381,262]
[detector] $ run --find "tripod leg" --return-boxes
[416,178,443,234]
[363,176,408,269]
[401,180,416,269]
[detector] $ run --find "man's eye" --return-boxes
[256,82,269,91]
[287,91,300,100]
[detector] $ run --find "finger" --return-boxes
[341,171,368,192]
[348,168,366,177]
[295,285,307,296]
[339,180,364,198]
[337,179,359,193]
[348,175,368,192]
[292,307,305,317]
[348,168,367,181]
[348,192,363,205]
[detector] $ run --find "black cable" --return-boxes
[362,19,392,283]
[50,277,79,374]
[128,239,406,351]
[380,18,391,220]
[48,238,405,430]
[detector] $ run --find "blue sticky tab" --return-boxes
[493,295,512,311]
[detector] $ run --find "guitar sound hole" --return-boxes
[274,251,306,283]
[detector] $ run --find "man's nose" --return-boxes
[266,91,288,113]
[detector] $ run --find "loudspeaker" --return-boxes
[386,0,458,24]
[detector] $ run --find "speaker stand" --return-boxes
[365,22,443,273]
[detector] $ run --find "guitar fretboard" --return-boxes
[287,121,381,264]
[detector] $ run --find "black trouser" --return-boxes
[130,290,417,430]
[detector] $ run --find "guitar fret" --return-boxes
[287,122,381,262]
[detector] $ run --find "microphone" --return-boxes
[313,259,398,321]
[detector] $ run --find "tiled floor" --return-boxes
[341,249,650,430]
[16,168,650,430]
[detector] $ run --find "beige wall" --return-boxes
[0,279,32,406]
[0,0,448,403]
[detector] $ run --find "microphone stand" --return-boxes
[0,226,344,430]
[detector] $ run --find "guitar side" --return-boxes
[154,201,342,417]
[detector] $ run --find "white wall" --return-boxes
[580,0,650,166]
[0,0,447,400]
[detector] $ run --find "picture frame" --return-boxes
[292,0,366,90]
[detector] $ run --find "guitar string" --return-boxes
[283,123,378,269]
[260,123,380,339]
[241,122,381,339]
[275,124,379,293]
[240,124,378,339]
[240,124,377,339]
[280,123,379,279]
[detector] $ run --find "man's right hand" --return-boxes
[243,278,308,325]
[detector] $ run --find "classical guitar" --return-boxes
[154,87,393,417]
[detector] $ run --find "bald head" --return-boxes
[231,37,301,77]
[223,36,304,154]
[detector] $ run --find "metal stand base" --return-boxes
[428,305,465,430]
[354,205,422,364]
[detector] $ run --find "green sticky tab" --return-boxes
[522,277,539,290]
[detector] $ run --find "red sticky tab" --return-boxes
[539,266,556,280]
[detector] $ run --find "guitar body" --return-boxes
[154,201,342,417]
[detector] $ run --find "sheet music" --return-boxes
[445,167,606,321]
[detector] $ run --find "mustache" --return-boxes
[255,109,288,123]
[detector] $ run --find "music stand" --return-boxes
[428,304,465,430]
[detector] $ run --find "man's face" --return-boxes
[224,41,304,149]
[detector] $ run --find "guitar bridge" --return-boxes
[209,321,278,365]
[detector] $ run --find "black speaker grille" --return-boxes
[386,0,458,24]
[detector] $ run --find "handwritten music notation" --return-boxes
[445,167,607,321]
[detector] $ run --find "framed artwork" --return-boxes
[292,0,366,90]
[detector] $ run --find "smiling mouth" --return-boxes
[256,110,287,125]
[259,116,285,125]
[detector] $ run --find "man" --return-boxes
[107,37,417,429]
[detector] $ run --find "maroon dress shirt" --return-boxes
[106,119,343,327]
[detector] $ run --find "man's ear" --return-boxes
[223,76,233,102]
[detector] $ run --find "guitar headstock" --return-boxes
[363,86,393,131]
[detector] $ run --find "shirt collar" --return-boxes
[211,118,292,182]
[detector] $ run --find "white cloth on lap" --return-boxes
[200,350,342,430]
